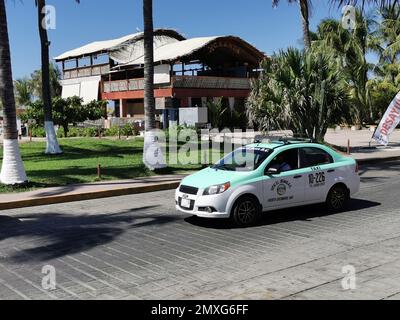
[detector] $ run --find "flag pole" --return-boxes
[369,125,378,148]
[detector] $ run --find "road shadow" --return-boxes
[0,205,179,263]
[359,160,400,175]
[360,176,391,183]
[185,198,381,229]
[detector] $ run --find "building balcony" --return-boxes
[103,78,146,93]
[102,75,252,93]
[172,76,251,90]
[63,63,110,80]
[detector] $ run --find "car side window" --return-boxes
[265,148,299,173]
[300,147,333,168]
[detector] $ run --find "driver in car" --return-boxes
[270,153,292,172]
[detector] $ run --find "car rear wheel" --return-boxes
[326,184,349,211]
[232,196,260,227]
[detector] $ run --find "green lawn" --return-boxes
[0,137,212,193]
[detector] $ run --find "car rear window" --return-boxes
[300,147,333,168]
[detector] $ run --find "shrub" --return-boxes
[31,126,46,138]
[164,124,202,142]
[121,123,140,137]
[57,130,65,138]
[83,127,98,137]
[104,126,120,137]
[67,127,83,137]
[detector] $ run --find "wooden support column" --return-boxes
[119,99,125,118]
[169,63,173,80]
[229,97,235,112]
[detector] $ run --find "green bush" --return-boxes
[57,130,65,138]
[121,123,132,136]
[56,126,99,138]
[83,127,98,137]
[104,126,120,137]
[164,124,202,142]
[67,127,83,137]
[31,126,46,138]
[120,123,139,137]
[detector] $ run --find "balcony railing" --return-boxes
[103,78,145,93]
[172,76,251,90]
[102,75,252,93]
[63,63,110,80]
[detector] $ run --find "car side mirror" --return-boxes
[265,167,280,175]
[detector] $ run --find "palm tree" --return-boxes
[374,3,400,83]
[207,98,229,129]
[30,62,62,100]
[14,78,33,108]
[272,0,312,49]
[35,0,66,154]
[272,1,397,50]
[0,0,28,185]
[313,11,378,124]
[330,0,399,10]
[143,0,155,133]
[246,47,349,142]
[142,0,166,170]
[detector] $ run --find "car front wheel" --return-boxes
[232,196,260,227]
[326,184,349,211]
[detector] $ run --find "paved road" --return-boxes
[1,162,400,300]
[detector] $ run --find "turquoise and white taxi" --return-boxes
[175,139,360,226]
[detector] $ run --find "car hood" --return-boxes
[180,167,255,189]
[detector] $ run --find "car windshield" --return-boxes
[212,147,272,171]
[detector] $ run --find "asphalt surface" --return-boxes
[1,161,400,299]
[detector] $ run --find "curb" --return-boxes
[0,180,180,211]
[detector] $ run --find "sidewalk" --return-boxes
[0,174,184,210]
[2,129,400,210]
[325,128,400,163]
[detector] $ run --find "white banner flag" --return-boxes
[373,91,400,145]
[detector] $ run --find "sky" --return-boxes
[5,0,347,79]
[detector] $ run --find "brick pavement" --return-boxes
[0,162,400,299]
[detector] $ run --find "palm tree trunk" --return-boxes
[299,0,311,49]
[0,0,28,184]
[142,0,166,170]
[143,0,155,132]
[37,0,62,154]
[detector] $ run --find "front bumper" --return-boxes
[175,188,231,219]
[175,205,230,218]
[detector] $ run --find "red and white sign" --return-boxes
[373,92,400,145]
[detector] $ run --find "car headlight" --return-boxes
[203,182,230,195]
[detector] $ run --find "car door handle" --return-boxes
[294,175,302,179]
[327,169,335,173]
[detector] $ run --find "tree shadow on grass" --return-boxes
[21,144,145,163]
[185,198,381,230]
[0,205,179,263]
[26,164,152,186]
